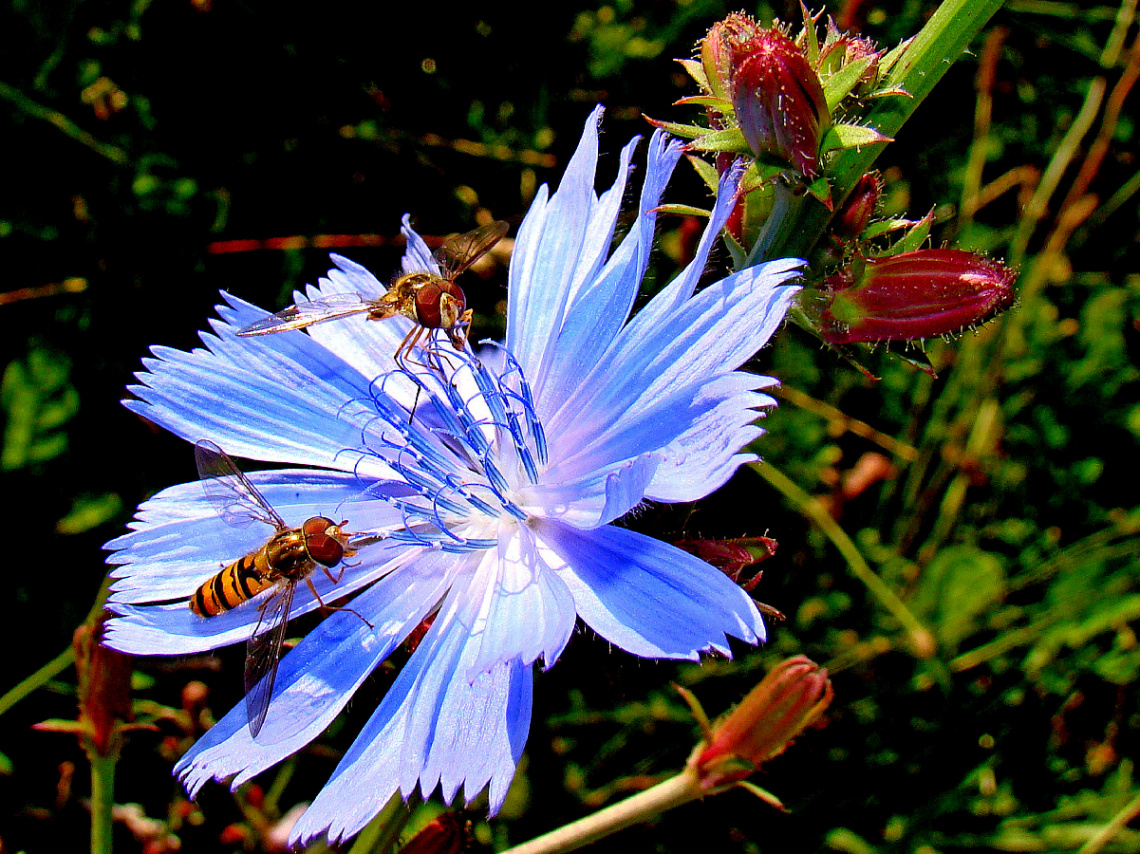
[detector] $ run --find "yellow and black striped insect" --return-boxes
[190,439,354,737]
[236,221,508,364]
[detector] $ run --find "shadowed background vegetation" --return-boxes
[2,0,1139,851]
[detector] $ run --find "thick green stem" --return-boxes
[501,769,704,854]
[90,753,116,854]
[746,180,803,267]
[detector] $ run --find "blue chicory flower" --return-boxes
[103,106,802,846]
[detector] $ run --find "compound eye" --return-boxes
[416,281,465,329]
[302,516,336,537]
[414,283,444,328]
[301,516,345,566]
[305,532,345,566]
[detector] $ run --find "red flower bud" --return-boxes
[832,172,882,242]
[725,23,829,178]
[692,656,832,790]
[675,536,777,592]
[74,612,134,758]
[399,813,467,854]
[819,249,1017,345]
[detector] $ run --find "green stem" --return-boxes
[0,81,129,165]
[750,462,935,657]
[501,768,704,854]
[2,574,116,718]
[1076,792,1140,854]
[746,180,802,266]
[1008,75,1105,265]
[346,791,418,854]
[0,645,75,717]
[90,753,116,854]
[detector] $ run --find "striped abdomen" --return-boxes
[190,519,346,617]
[190,548,280,616]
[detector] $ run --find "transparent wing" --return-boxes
[194,439,285,530]
[243,580,296,738]
[236,293,375,336]
[434,221,508,279]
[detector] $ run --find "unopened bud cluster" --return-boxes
[662,10,896,189]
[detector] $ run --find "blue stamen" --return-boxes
[350,341,550,551]
[440,474,499,518]
[502,351,549,465]
[480,453,510,495]
[438,538,497,553]
[440,376,492,459]
[426,390,480,458]
[386,528,440,548]
[502,410,539,484]
[471,359,509,427]
[386,457,443,497]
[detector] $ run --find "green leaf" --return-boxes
[676,57,709,90]
[823,56,877,113]
[737,780,786,811]
[910,545,1007,650]
[824,123,894,153]
[687,126,751,154]
[877,36,913,77]
[57,493,123,535]
[862,217,913,240]
[798,4,821,69]
[644,118,707,140]
[653,203,712,218]
[1,346,79,470]
[806,175,833,208]
[673,94,729,110]
[888,211,934,254]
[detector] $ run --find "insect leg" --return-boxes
[305,575,373,629]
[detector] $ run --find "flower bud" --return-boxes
[399,813,467,854]
[699,14,743,102]
[692,656,832,790]
[74,612,134,758]
[724,23,829,177]
[817,27,883,94]
[819,249,1017,345]
[675,536,777,592]
[832,172,882,243]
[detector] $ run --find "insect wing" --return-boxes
[237,293,374,336]
[194,439,285,530]
[243,580,296,738]
[434,221,508,279]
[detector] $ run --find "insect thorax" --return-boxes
[263,530,315,580]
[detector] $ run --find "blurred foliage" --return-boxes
[1,343,79,470]
[2,0,1140,853]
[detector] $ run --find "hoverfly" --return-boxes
[237,221,508,364]
[190,439,356,737]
